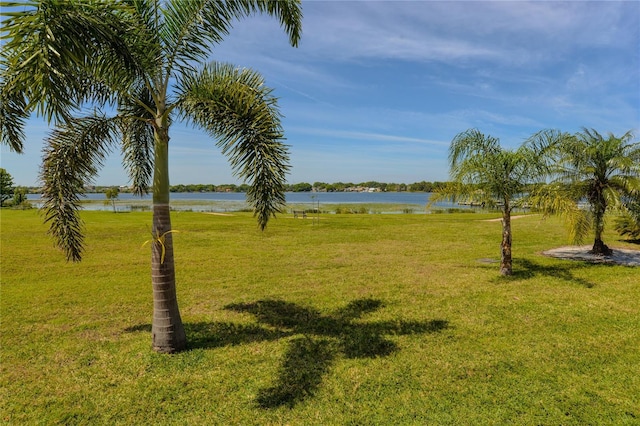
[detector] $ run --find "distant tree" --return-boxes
[431,129,553,275]
[292,182,312,192]
[12,187,28,207]
[409,181,432,192]
[361,181,382,189]
[330,182,344,191]
[384,183,398,192]
[432,181,447,192]
[0,168,14,206]
[217,184,234,192]
[529,128,640,255]
[312,182,327,191]
[104,187,119,213]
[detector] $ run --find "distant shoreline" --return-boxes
[24,191,482,214]
[18,180,447,194]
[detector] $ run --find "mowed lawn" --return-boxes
[1,209,638,425]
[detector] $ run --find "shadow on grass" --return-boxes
[225,299,448,408]
[618,237,640,245]
[124,322,289,349]
[255,335,336,408]
[126,298,448,409]
[502,258,596,288]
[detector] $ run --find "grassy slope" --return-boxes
[1,209,638,425]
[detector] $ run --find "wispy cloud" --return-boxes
[221,1,636,66]
[290,126,449,147]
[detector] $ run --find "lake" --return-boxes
[26,191,472,213]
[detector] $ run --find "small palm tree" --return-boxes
[1,0,302,353]
[431,129,553,275]
[530,128,640,255]
[104,187,119,213]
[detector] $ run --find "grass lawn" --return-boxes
[1,209,639,424]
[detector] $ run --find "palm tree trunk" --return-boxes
[151,204,186,352]
[590,194,612,255]
[500,204,513,276]
[150,123,186,353]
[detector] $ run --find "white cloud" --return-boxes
[290,126,449,147]
[221,1,637,66]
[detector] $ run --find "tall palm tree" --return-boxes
[431,129,553,275]
[0,0,302,353]
[530,128,640,255]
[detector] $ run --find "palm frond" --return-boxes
[522,129,569,178]
[161,0,244,77]
[40,114,121,261]
[528,182,591,243]
[0,74,28,152]
[160,0,302,81]
[119,82,156,196]
[615,196,640,239]
[449,128,501,173]
[120,117,154,196]
[176,62,289,229]
[1,1,147,126]
[240,0,303,47]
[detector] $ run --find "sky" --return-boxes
[2,0,639,187]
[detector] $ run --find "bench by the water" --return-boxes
[293,208,321,218]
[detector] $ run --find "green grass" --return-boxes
[1,209,639,424]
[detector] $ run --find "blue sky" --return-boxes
[2,0,639,186]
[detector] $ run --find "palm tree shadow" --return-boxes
[225,298,449,408]
[618,237,640,245]
[125,299,449,409]
[123,322,290,349]
[505,258,596,288]
[186,322,291,349]
[255,336,336,408]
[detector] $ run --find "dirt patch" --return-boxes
[202,212,234,216]
[542,245,640,266]
[482,214,537,222]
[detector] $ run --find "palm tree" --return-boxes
[1,0,302,353]
[431,129,553,275]
[104,187,120,213]
[530,128,640,255]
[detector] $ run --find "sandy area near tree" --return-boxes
[482,215,536,222]
[542,245,640,266]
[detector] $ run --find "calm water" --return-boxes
[27,191,468,213]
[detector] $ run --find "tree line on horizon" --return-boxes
[9,180,448,194]
[168,180,447,193]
